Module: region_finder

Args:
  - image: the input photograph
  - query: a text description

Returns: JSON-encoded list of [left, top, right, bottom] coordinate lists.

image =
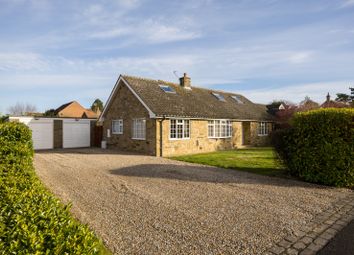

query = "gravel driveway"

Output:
[[34, 149, 352, 255]]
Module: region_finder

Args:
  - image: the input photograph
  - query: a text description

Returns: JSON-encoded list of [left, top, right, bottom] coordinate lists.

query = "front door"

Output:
[[242, 122, 251, 145]]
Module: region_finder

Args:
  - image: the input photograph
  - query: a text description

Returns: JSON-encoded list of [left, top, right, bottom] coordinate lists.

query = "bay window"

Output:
[[208, 120, 232, 138]]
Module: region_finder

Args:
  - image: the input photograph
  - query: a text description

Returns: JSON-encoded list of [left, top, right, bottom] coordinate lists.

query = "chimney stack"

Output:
[[179, 73, 191, 89], [326, 92, 330, 103]]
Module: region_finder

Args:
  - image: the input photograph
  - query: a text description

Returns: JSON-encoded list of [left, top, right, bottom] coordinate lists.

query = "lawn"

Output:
[[172, 147, 286, 177]]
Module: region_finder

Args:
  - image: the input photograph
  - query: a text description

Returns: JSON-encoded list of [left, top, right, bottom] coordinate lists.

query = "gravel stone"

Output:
[[285, 235, 298, 243], [293, 242, 306, 250], [314, 237, 328, 246], [279, 239, 292, 248], [287, 248, 299, 255], [270, 245, 285, 254], [299, 249, 316, 255], [307, 243, 323, 251], [300, 236, 313, 245], [34, 149, 353, 255]]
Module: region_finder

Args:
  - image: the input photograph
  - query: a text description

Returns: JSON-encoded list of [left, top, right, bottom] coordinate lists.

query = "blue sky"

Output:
[[1, 0, 354, 113]]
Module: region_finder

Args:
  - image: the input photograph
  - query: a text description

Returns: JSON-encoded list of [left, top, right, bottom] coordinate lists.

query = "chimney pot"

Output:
[[179, 73, 191, 89]]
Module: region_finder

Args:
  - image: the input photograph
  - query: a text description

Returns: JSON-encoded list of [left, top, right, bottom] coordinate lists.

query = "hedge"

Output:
[[0, 122, 109, 254], [272, 108, 354, 188]]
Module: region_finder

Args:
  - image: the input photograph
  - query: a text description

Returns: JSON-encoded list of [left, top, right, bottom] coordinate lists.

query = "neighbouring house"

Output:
[[320, 93, 349, 108], [99, 74, 274, 156], [54, 101, 100, 118]]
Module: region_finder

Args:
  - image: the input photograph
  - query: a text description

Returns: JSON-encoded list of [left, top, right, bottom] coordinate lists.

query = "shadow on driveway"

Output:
[[109, 163, 333, 189]]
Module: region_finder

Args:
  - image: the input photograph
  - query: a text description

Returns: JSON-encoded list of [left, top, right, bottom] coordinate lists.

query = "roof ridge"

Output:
[[122, 74, 243, 96]]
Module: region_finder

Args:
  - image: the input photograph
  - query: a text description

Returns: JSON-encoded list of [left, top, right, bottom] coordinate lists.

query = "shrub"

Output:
[[273, 108, 354, 187], [0, 123, 109, 254]]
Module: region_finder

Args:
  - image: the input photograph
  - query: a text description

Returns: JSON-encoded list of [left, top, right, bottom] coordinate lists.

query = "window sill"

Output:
[[169, 138, 190, 141], [257, 134, 269, 137], [112, 132, 123, 135], [132, 138, 146, 140], [208, 137, 232, 139]]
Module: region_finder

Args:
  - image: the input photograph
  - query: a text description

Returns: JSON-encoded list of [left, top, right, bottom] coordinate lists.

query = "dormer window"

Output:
[[231, 95, 244, 104], [212, 92, 225, 101], [159, 85, 176, 93]]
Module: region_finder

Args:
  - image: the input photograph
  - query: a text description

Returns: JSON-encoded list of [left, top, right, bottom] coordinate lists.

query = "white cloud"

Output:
[[288, 52, 313, 64], [0, 53, 48, 71], [142, 20, 201, 43], [340, 0, 354, 8], [89, 28, 131, 39], [238, 81, 352, 104]]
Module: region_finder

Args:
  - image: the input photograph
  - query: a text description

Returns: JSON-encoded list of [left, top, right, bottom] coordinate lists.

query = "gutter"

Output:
[[158, 115, 166, 157]]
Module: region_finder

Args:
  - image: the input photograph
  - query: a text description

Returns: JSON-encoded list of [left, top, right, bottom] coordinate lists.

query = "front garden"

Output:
[[173, 108, 354, 189]]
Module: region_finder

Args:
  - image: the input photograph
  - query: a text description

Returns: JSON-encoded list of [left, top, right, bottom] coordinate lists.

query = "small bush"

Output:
[[273, 108, 354, 187], [0, 123, 108, 254]]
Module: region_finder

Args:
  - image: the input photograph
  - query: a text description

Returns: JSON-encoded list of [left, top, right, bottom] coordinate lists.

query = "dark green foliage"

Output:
[[335, 87, 354, 104], [273, 108, 354, 187], [43, 108, 56, 117], [0, 114, 8, 123], [0, 122, 109, 254], [91, 99, 104, 112]]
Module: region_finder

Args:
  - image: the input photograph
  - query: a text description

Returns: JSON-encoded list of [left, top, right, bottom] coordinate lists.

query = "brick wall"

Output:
[[157, 119, 271, 157], [103, 81, 156, 155]]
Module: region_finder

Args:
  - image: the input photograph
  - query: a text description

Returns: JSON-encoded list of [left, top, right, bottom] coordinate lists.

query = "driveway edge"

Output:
[[266, 192, 354, 255]]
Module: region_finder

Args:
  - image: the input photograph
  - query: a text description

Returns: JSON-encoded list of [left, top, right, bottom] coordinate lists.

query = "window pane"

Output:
[[170, 119, 176, 138], [177, 124, 183, 138], [184, 120, 190, 138], [133, 119, 145, 139], [215, 121, 220, 137], [208, 123, 214, 137]]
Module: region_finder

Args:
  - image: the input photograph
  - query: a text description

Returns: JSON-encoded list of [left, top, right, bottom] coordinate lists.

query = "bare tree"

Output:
[[7, 102, 37, 116]]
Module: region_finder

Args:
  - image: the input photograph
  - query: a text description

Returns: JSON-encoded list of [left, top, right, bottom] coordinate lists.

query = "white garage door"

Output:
[[63, 119, 91, 148], [28, 119, 54, 150]]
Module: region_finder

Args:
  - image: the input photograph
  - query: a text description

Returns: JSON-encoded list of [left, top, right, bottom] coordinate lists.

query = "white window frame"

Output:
[[258, 122, 269, 136], [112, 119, 123, 134], [169, 119, 190, 140], [208, 120, 232, 138], [132, 118, 146, 140]]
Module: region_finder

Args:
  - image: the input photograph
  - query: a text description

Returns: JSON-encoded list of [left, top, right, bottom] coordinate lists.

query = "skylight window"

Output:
[[159, 85, 176, 93], [212, 92, 225, 101], [231, 95, 244, 104]]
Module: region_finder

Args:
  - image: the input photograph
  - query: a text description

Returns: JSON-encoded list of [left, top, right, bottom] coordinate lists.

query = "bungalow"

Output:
[[55, 101, 100, 118], [99, 74, 274, 156]]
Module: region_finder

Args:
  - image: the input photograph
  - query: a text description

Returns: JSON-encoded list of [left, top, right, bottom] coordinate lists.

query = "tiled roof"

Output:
[[82, 109, 99, 118], [54, 101, 74, 115], [321, 100, 348, 108], [121, 75, 273, 121]]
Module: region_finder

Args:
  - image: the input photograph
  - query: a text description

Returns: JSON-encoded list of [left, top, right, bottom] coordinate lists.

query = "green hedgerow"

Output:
[[0, 122, 109, 254], [272, 108, 354, 188]]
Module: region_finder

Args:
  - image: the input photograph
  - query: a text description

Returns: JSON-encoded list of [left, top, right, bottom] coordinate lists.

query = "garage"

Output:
[[63, 119, 91, 148], [9, 117, 96, 150], [28, 119, 54, 150]]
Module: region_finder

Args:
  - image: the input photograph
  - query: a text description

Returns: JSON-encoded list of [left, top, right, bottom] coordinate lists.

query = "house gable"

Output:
[[99, 76, 156, 122], [102, 79, 157, 155], [55, 101, 98, 119], [56, 101, 85, 118]]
